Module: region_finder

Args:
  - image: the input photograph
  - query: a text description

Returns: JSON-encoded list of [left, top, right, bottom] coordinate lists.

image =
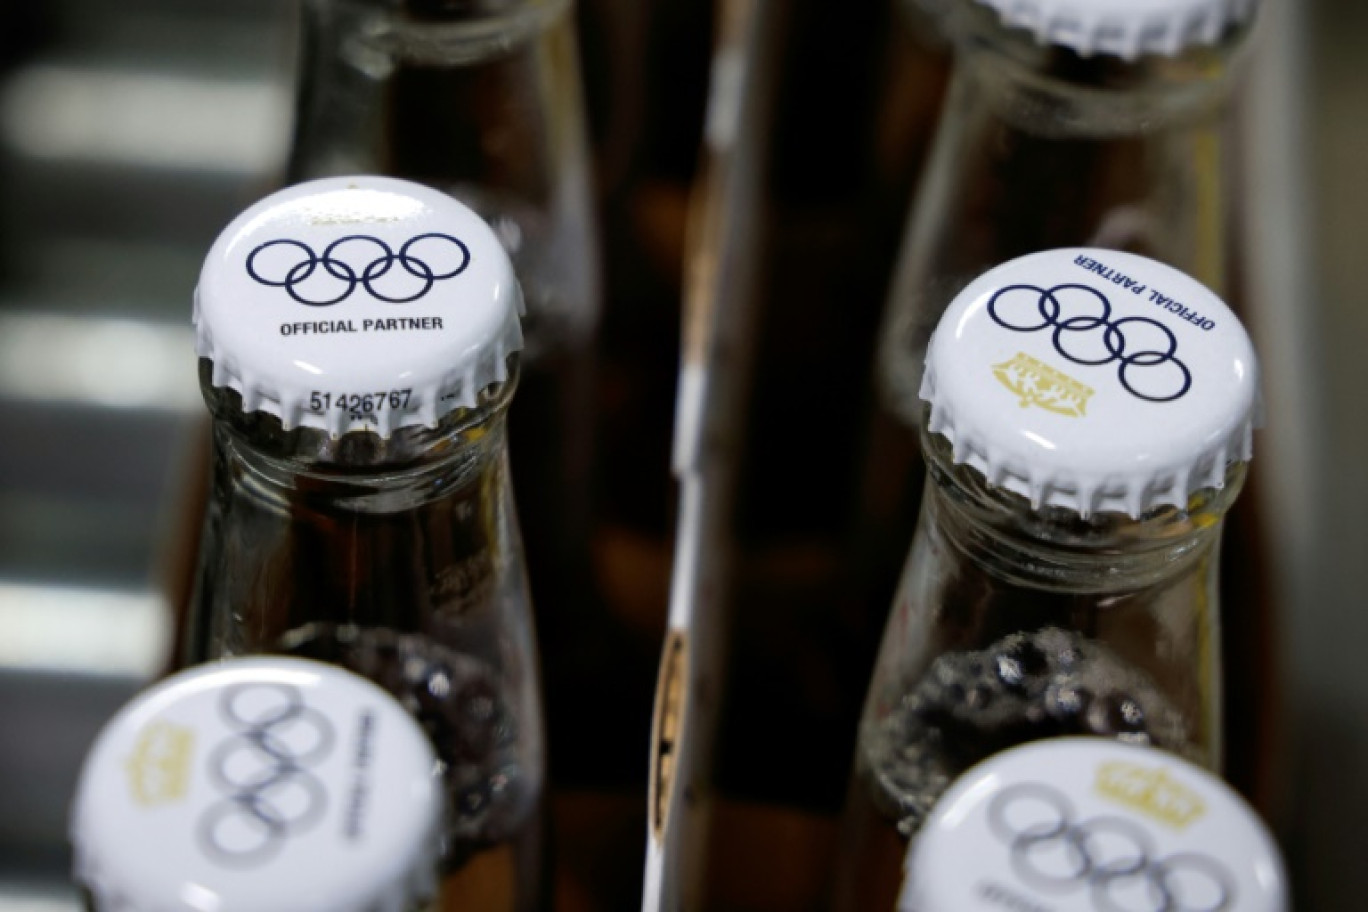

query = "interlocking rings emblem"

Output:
[[988, 783, 1234, 912], [197, 683, 335, 867], [246, 233, 471, 306], [987, 284, 1192, 403]]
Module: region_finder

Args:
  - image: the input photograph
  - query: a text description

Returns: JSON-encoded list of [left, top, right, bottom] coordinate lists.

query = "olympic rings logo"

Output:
[[246, 233, 471, 306], [987, 284, 1192, 403], [988, 783, 1234, 912], [197, 683, 335, 867]]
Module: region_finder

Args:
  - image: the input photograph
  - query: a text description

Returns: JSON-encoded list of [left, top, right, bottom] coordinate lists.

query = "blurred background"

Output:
[[0, 0, 1361, 909]]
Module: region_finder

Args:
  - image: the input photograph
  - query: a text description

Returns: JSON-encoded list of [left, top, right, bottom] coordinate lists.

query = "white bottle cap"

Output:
[[71, 657, 443, 912], [971, 0, 1257, 59], [899, 738, 1288, 912], [195, 175, 524, 437], [920, 248, 1257, 517]]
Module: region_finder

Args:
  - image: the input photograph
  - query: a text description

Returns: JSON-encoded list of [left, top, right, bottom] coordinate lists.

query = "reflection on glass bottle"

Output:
[[852, 0, 1266, 802], [187, 177, 545, 911], [286, 0, 608, 787], [834, 249, 1261, 910]]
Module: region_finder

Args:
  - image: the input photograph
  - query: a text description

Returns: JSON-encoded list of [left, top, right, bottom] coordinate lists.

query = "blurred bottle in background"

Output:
[[568, 0, 715, 792], [834, 248, 1262, 909], [286, 0, 621, 790], [851, 0, 1275, 806], [707, 0, 954, 818], [187, 177, 546, 910], [71, 656, 445, 912], [893, 739, 1288, 912]]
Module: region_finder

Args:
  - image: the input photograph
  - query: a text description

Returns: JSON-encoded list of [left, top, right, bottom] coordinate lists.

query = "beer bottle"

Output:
[[187, 176, 545, 909], [852, 0, 1261, 695], [286, 0, 609, 784], [708, 0, 956, 816], [895, 738, 1288, 911], [833, 248, 1260, 909], [71, 656, 444, 911]]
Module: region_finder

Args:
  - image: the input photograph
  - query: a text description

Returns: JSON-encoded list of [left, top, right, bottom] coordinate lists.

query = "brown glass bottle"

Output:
[[834, 246, 1261, 909], [708, 0, 954, 816], [837, 450, 1247, 909], [852, 0, 1268, 805], [187, 177, 547, 910], [285, 0, 624, 792], [196, 389, 548, 912]]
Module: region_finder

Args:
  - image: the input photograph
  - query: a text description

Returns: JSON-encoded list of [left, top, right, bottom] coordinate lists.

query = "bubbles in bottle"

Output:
[[862, 627, 1195, 836], [277, 623, 538, 864]]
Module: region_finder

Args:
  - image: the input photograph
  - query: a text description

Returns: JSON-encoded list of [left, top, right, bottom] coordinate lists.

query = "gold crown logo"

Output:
[[1095, 760, 1206, 830], [993, 352, 1094, 418], [125, 722, 195, 807]]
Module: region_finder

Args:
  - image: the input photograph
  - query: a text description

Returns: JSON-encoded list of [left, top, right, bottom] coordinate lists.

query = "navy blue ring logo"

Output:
[[246, 233, 471, 306], [987, 283, 1193, 403]]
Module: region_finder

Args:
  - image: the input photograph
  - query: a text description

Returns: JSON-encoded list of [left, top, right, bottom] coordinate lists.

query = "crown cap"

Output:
[[971, 0, 1257, 59], [71, 657, 442, 912], [195, 175, 524, 437], [919, 248, 1258, 517], [899, 738, 1288, 911]]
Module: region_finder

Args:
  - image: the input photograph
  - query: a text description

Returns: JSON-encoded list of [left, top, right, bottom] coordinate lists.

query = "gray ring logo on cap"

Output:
[[988, 782, 1234, 912], [197, 682, 336, 868]]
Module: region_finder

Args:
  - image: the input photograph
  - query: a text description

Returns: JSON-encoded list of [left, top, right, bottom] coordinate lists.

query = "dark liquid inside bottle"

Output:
[[282, 625, 546, 912], [839, 624, 1201, 912], [857, 128, 1155, 631], [190, 383, 548, 909], [288, 3, 642, 794], [855, 36, 1242, 622], [835, 769, 916, 912], [709, 0, 952, 816], [377, 18, 665, 794], [852, 37, 1280, 819], [836, 423, 1236, 910]]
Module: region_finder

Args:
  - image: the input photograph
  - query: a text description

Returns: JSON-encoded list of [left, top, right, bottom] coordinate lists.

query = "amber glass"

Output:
[[857, 0, 1252, 616], [833, 425, 1244, 910], [286, 0, 617, 791], [188, 360, 546, 911], [850, 0, 1266, 809]]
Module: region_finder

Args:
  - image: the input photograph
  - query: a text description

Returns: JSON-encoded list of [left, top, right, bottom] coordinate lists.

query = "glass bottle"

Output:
[[850, 0, 1261, 700], [286, 0, 608, 784], [71, 656, 444, 912], [186, 176, 545, 910], [894, 738, 1289, 912], [707, 0, 956, 817], [833, 248, 1261, 910]]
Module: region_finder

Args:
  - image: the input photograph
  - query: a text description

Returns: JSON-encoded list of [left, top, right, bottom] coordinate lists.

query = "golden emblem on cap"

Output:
[[125, 722, 195, 807], [1096, 760, 1206, 830], [993, 352, 1094, 417]]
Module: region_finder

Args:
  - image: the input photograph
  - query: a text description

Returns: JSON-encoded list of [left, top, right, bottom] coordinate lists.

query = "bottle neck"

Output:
[[948, 1, 1251, 138], [920, 426, 1243, 594], [288, 0, 598, 354], [190, 361, 524, 663], [290, 0, 573, 177], [200, 357, 516, 498]]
